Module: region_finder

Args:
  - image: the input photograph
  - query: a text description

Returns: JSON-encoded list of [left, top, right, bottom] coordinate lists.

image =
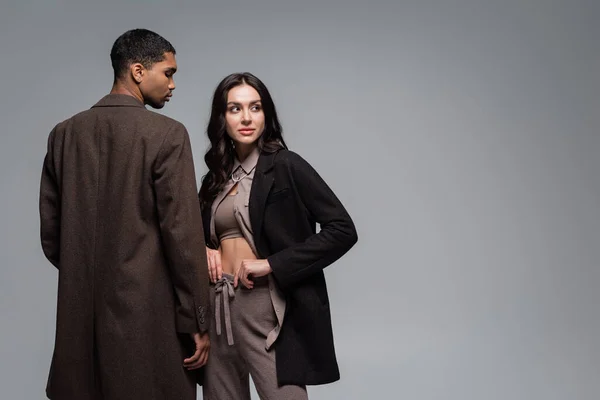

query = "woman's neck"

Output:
[[235, 143, 257, 162]]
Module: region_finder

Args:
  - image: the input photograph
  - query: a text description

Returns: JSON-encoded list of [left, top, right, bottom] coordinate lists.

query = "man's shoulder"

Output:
[[49, 107, 186, 147], [65, 105, 184, 130], [144, 109, 185, 129], [130, 108, 186, 134]]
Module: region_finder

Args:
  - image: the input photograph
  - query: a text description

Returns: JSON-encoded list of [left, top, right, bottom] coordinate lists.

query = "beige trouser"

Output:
[[202, 274, 308, 400]]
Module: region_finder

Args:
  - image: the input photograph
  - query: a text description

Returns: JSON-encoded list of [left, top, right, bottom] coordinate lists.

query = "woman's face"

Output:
[[225, 84, 265, 149]]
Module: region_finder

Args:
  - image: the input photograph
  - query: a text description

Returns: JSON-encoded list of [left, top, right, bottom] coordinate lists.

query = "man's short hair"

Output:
[[110, 29, 176, 79]]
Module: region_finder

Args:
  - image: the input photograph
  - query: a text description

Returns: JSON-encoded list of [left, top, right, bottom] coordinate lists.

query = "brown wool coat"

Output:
[[39, 94, 210, 400]]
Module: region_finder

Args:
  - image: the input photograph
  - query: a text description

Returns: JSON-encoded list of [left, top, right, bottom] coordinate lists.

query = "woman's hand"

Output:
[[234, 259, 272, 289], [206, 247, 222, 283]]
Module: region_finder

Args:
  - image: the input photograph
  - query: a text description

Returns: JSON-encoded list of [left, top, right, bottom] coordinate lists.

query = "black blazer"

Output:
[[201, 149, 358, 386]]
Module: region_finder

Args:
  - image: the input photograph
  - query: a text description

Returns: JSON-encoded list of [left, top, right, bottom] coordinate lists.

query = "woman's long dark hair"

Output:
[[198, 72, 287, 212]]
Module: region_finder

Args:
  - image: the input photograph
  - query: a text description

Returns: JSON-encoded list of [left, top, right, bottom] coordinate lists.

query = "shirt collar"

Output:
[[233, 146, 260, 174]]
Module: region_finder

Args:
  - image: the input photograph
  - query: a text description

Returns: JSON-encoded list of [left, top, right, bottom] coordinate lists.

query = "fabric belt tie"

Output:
[[215, 277, 235, 346]]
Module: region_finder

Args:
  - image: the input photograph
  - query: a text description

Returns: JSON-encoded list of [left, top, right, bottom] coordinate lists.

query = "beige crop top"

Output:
[[214, 192, 243, 242]]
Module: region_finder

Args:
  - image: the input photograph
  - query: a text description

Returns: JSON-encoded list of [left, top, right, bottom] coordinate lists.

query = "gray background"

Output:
[[1, 0, 598, 399]]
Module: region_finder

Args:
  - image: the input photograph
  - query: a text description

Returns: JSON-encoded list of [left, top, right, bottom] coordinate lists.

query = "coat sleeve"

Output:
[[153, 122, 210, 333], [267, 151, 358, 289], [40, 127, 61, 269]]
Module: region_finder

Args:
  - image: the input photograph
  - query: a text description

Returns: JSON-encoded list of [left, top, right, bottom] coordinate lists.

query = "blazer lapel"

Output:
[[249, 151, 277, 254]]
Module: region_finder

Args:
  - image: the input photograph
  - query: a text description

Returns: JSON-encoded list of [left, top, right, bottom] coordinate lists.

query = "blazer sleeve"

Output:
[[153, 122, 210, 333], [267, 151, 358, 289], [39, 127, 61, 269]]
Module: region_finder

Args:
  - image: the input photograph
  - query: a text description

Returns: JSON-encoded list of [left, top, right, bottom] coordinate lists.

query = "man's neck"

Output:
[[110, 80, 144, 104]]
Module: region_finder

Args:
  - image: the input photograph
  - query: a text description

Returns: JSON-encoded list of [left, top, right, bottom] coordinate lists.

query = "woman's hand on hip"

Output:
[[234, 259, 272, 289], [206, 247, 222, 283]]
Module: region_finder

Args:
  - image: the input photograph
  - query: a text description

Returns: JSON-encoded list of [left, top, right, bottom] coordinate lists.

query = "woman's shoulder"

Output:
[[272, 149, 310, 170]]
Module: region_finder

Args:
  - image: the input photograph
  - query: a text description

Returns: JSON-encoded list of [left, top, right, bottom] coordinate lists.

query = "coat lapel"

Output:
[[249, 150, 277, 255]]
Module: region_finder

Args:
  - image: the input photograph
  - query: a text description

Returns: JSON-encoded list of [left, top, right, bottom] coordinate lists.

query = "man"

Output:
[[39, 29, 210, 399]]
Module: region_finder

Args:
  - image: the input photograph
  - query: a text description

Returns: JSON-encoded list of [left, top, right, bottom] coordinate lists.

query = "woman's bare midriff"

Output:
[[218, 237, 257, 275]]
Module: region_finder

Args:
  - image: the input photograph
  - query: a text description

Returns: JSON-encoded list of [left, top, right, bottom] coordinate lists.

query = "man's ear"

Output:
[[130, 63, 145, 84]]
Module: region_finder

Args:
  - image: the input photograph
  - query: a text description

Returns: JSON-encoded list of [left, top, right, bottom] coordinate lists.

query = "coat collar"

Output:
[[91, 94, 145, 109], [255, 148, 279, 174]]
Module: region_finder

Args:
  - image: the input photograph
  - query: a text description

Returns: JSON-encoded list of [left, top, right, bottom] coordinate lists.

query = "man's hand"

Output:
[[183, 332, 210, 370], [234, 259, 272, 289]]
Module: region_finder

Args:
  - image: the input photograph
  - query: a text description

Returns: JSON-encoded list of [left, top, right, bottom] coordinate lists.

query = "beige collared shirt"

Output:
[[209, 147, 286, 350]]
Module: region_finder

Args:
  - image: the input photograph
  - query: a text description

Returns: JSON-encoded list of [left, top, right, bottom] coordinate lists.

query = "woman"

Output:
[[198, 72, 357, 399]]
